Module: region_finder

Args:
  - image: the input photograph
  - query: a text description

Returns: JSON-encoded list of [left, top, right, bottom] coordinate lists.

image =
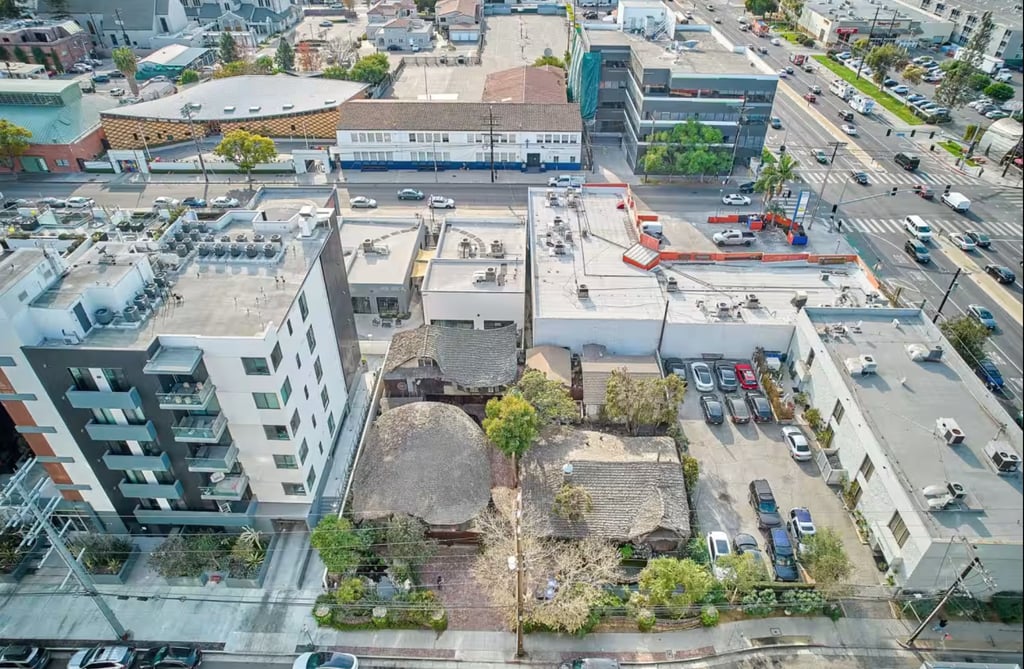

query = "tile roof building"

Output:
[[482, 66, 567, 104], [335, 101, 583, 171]]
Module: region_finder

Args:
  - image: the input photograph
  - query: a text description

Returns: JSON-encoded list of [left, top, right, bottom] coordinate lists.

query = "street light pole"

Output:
[[181, 104, 209, 183], [932, 267, 962, 323]]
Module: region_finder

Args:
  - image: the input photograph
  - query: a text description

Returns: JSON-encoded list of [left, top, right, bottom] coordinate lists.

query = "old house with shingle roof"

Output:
[[521, 429, 690, 552], [580, 343, 662, 419], [483, 66, 567, 104]]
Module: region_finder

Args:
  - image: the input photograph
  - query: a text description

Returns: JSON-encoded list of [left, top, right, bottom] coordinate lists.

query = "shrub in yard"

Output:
[[69, 535, 134, 575], [636, 609, 657, 632], [992, 591, 1023, 623], [335, 577, 367, 605], [700, 604, 720, 627], [781, 589, 825, 615], [742, 588, 777, 617]]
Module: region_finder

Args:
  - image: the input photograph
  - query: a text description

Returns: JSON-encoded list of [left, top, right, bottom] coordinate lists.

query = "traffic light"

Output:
[[944, 184, 951, 195], [929, 131, 935, 139], [911, 130, 916, 137], [831, 204, 838, 214], [890, 187, 898, 196], [886, 129, 892, 137]]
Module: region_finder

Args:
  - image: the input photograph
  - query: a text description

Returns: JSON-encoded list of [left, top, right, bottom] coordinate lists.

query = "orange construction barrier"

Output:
[[762, 253, 810, 262], [639, 233, 660, 250], [721, 252, 765, 261]]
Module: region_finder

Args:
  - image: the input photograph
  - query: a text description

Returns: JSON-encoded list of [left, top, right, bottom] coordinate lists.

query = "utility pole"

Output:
[[0, 460, 129, 640], [808, 141, 845, 229], [487, 106, 497, 184], [114, 8, 131, 49], [932, 267, 962, 323], [728, 96, 748, 177], [854, 6, 881, 81], [181, 104, 209, 184], [1002, 135, 1023, 177], [513, 487, 525, 658], [905, 556, 982, 646]]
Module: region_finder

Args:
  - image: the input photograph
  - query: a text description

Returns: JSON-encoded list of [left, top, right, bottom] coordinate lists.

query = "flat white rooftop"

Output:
[[435, 217, 526, 260], [423, 257, 526, 293], [529, 187, 875, 325], [806, 307, 1023, 541], [340, 218, 423, 286]]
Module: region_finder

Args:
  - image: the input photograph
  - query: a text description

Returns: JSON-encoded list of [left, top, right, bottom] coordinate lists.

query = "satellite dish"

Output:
[[543, 47, 553, 57]]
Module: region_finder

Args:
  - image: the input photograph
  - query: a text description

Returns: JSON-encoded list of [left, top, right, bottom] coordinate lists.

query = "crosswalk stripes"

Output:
[[844, 217, 1023, 236], [800, 170, 977, 187]]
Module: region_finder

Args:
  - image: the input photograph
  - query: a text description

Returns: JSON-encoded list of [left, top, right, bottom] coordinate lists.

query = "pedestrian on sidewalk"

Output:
[[436, 575, 444, 591], [931, 617, 948, 632], [943, 632, 952, 642]]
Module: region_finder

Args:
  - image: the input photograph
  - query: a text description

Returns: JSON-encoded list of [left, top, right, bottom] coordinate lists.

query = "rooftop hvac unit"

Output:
[[223, 106, 235, 112], [473, 270, 491, 283], [490, 240, 504, 257], [248, 106, 261, 112], [282, 103, 295, 110], [746, 293, 760, 308], [858, 354, 877, 374], [984, 442, 1021, 474], [362, 238, 374, 253], [946, 481, 967, 500], [577, 284, 590, 300], [553, 241, 566, 255], [485, 267, 497, 281], [937, 417, 966, 445], [666, 277, 679, 292], [716, 302, 731, 317], [791, 290, 808, 308]]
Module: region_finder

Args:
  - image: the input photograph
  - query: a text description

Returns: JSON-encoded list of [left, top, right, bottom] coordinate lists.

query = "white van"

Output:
[[940, 191, 971, 213], [904, 215, 933, 242], [548, 174, 585, 188]]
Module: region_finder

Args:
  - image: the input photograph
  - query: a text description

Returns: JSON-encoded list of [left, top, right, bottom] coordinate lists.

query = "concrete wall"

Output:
[[534, 316, 662, 355], [661, 322, 794, 360], [16, 127, 112, 174], [422, 283, 526, 330]]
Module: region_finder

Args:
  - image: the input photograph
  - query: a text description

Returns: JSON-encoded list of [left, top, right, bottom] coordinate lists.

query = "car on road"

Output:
[[39, 197, 67, 208], [714, 361, 739, 391], [964, 230, 991, 248], [809, 84, 822, 94], [744, 392, 773, 423], [69, 646, 136, 669], [319, 20, 334, 27], [107, 69, 125, 78], [734, 362, 758, 390], [986, 110, 1009, 119], [771, 37, 782, 45], [700, 394, 725, 425], [778, 69, 788, 78], [91, 73, 110, 83], [738, 181, 756, 194], [947, 232, 976, 251], [892, 84, 909, 94], [137, 645, 203, 669], [293, 652, 358, 669], [725, 395, 751, 424], [152, 196, 180, 208], [851, 171, 869, 185], [663, 357, 686, 378], [64, 196, 94, 208], [803, 93, 816, 103], [211, 196, 240, 208], [71, 63, 93, 73], [813, 149, 829, 164], [836, 52, 852, 61], [428, 194, 456, 209], [968, 304, 997, 330], [349, 196, 377, 209], [0, 644, 50, 669], [985, 264, 1016, 284], [904, 216, 932, 241], [706, 531, 732, 579], [748, 479, 783, 529], [722, 193, 751, 206], [397, 188, 425, 200], [912, 184, 934, 199], [781, 426, 812, 461], [785, 66, 794, 74], [3, 198, 33, 209], [904, 239, 930, 263], [976, 359, 1005, 391], [109, 87, 126, 96], [181, 197, 207, 208], [906, 93, 925, 103], [769, 116, 782, 129], [841, 124, 858, 136], [789, 507, 817, 548], [690, 362, 715, 392]]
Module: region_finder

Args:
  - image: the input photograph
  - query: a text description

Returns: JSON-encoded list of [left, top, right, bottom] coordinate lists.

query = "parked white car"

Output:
[[706, 531, 732, 579], [349, 196, 377, 209], [428, 194, 456, 209], [152, 197, 180, 208], [948, 232, 976, 251], [721, 193, 751, 206], [65, 196, 94, 208], [781, 426, 812, 462], [690, 362, 715, 392], [210, 196, 240, 208]]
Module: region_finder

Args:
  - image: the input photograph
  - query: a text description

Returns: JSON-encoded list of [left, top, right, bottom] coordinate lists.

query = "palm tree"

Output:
[[112, 47, 139, 96], [754, 151, 799, 210]]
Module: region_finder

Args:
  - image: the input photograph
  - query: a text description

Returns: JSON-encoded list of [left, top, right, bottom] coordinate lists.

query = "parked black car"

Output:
[[137, 645, 202, 669], [0, 645, 51, 669], [714, 361, 739, 392], [738, 181, 756, 194], [699, 394, 724, 425], [744, 392, 773, 423], [748, 479, 782, 529], [725, 395, 750, 424], [663, 357, 686, 379]]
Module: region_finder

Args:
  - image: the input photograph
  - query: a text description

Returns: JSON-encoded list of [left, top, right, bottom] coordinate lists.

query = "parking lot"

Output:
[[389, 14, 568, 101], [676, 357, 880, 587]]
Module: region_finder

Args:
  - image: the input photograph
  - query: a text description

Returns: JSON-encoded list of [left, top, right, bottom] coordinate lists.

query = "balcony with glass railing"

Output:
[[185, 443, 239, 472], [171, 414, 228, 443], [156, 382, 216, 410], [200, 473, 250, 501]]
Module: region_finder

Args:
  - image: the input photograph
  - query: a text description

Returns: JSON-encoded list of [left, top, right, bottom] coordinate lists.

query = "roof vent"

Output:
[[283, 103, 295, 110], [984, 442, 1021, 474], [223, 105, 235, 113], [189, 102, 202, 110], [791, 290, 808, 309], [666, 277, 679, 292], [324, 99, 338, 105], [746, 293, 760, 308], [937, 417, 966, 445], [248, 105, 261, 112], [577, 284, 590, 300], [906, 343, 944, 362], [562, 463, 574, 480]]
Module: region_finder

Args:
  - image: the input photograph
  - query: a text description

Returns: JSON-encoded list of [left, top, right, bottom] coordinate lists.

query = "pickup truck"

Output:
[[713, 229, 756, 247]]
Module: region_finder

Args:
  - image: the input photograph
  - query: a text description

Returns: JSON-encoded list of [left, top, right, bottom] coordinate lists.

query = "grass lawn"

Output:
[[813, 56, 924, 126], [938, 140, 979, 166], [781, 31, 802, 44]]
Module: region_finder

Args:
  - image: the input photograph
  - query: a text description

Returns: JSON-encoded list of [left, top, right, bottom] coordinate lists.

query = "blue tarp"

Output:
[[568, 29, 600, 120]]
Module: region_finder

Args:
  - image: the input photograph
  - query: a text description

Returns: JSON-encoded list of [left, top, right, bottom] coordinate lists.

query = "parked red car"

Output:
[[734, 362, 759, 390]]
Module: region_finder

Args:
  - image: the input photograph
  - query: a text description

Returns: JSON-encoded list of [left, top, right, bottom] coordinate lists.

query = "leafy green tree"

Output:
[[533, 54, 566, 69], [348, 53, 390, 85], [603, 369, 685, 435], [310, 516, 368, 576], [253, 55, 275, 73], [744, 0, 778, 16], [553, 484, 593, 521], [219, 32, 239, 63], [801, 527, 852, 597], [0, 0, 28, 19], [275, 40, 295, 71], [935, 11, 995, 110], [902, 64, 926, 85], [516, 368, 577, 425], [112, 47, 139, 96], [864, 44, 908, 85], [213, 60, 253, 78], [681, 454, 699, 490], [483, 392, 539, 484], [178, 68, 199, 84], [212, 129, 277, 181], [637, 557, 715, 616], [716, 553, 767, 601], [641, 119, 733, 180], [0, 119, 32, 174], [968, 72, 993, 91], [983, 82, 1015, 102], [321, 65, 349, 80], [939, 315, 991, 367], [374, 514, 436, 581]]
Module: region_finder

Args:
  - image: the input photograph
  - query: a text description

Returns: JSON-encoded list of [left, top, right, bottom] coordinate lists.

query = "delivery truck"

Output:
[[940, 191, 971, 213], [955, 50, 1004, 75], [849, 94, 875, 114]]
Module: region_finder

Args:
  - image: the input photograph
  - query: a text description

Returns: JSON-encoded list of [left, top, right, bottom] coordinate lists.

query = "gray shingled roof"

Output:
[[351, 402, 492, 526], [337, 101, 582, 133], [521, 430, 690, 543], [384, 324, 518, 388], [38, 0, 157, 29], [581, 357, 662, 406]]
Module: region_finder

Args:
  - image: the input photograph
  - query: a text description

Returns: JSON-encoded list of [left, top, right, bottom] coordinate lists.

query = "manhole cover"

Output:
[[770, 627, 781, 636]]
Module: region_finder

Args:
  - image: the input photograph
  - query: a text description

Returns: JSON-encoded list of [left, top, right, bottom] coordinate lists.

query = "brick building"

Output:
[[99, 75, 368, 150], [0, 19, 92, 71]]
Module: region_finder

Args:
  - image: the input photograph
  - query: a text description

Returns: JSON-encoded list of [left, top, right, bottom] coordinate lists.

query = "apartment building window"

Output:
[[69, 367, 97, 391], [304, 385, 310, 400], [295, 353, 302, 369], [290, 409, 301, 434], [318, 441, 324, 455], [320, 386, 330, 410], [313, 357, 323, 383], [282, 483, 306, 496], [831, 400, 845, 425], [286, 319, 293, 336], [312, 414, 318, 429], [306, 325, 317, 354], [271, 343, 283, 371], [281, 377, 292, 405], [846, 478, 863, 507], [859, 455, 875, 482], [298, 292, 309, 321], [299, 439, 309, 464], [888, 511, 910, 548], [306, 468, 317, 492], [264, 424, 289, 440], [273, 454, 298, 469], [327, 412, 336, 434], [253, 392, 280, 410], [242, 357, 270, 375]]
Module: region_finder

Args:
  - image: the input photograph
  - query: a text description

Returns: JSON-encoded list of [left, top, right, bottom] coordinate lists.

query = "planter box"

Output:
[[90, 546, 140, 585], [223, 533, 279, 589], [0, 551, 35, 583], [163, 575, 207, 587]]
